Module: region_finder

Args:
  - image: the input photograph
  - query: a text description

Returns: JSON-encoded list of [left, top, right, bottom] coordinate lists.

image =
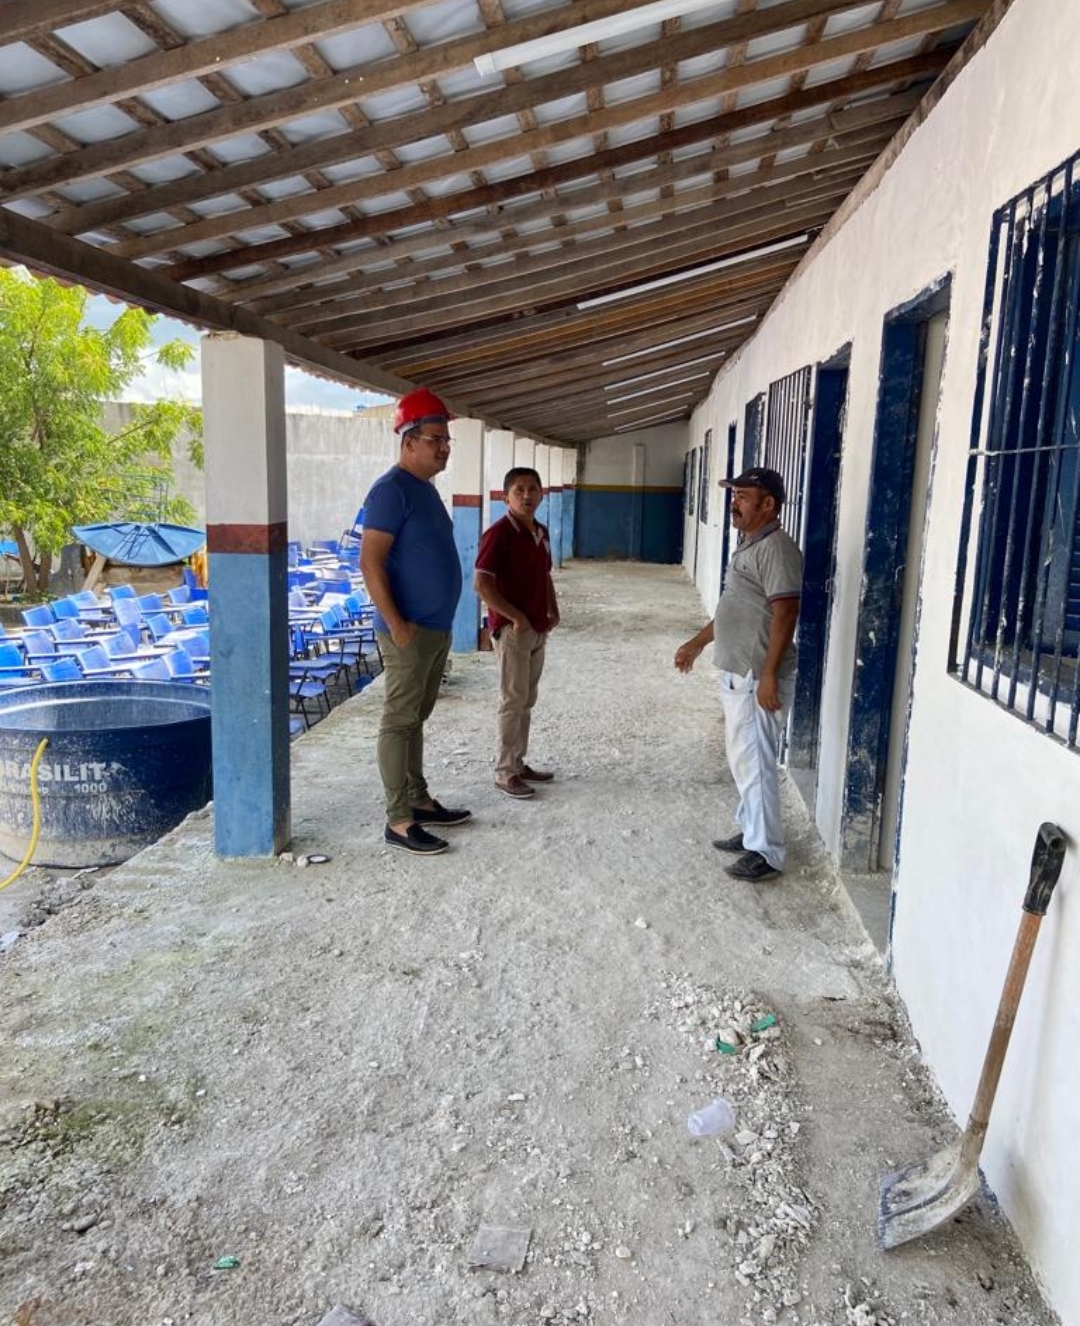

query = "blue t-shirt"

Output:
[[362, 466, 462, 632]]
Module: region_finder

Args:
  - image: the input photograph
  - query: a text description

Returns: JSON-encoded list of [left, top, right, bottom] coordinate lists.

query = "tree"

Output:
[[0, 269, 203, 595]]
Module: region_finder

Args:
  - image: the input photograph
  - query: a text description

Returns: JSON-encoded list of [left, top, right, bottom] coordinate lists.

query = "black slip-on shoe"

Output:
[[724, 850, 781, 882], [411, 800, 473, 827], [384, 823, 449, 855], [520, 765, 555, 782], [711, 832, 745, 853]]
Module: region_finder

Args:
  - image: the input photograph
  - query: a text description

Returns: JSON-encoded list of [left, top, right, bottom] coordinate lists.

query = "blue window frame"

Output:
[[952, 149, 1080, 749]]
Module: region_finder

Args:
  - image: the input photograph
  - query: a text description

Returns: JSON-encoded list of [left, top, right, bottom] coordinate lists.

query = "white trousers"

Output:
[[718, 669, 793, 870]]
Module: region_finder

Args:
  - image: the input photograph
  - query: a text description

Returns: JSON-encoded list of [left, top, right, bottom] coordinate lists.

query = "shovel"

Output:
[[878, 820, 1067, 1249]]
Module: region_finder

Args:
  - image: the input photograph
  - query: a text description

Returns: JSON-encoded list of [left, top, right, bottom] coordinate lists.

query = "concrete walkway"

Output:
[[0, 563, 1057, 1326]]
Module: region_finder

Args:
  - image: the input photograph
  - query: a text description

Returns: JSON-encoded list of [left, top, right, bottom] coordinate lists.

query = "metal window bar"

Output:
[[1022, 162, 1076, 715], [956, 148, 1080, 751], [700, 430, 712, 524], [688, 448, 698, 517], [764, 366, 813, 539]]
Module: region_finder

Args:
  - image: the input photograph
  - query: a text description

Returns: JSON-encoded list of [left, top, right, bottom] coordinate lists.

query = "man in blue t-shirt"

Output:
[[360, 388, 469, 856]]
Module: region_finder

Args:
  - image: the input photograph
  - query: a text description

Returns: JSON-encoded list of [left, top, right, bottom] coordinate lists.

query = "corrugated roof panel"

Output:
[[478, 154, 539, 184], [224, 50, 312, 97], [313, 23, 402, 71], [278, 109, 352, 142], [404, 0, 486, 45], [357, 84, 435, 122], [542, 136, 601, 165], [52, 103, 141, 144], [54, 12, 159, 65], [670, 142, 719, 164], [745, 22, 808, 60], [394, 136, 460, 164], [600, 70, 662, 107], [604, 117, 662, 150], [127, 158, 204, 185], [4, 198, 56, 220], [136, 80, 223, 122], [120, 212, 186, 236], [867, 35, 932, 66], [460, 113, 529, 146], [150, 0, 265, 41], [294, 205, 347, 229], [0, 45, 68, 97], [207, 134, 274, 164], [256, 176, 317, 201], [734, 74, 798, 107], [531, 91, 591, 124], [802, 55, 860, 87], [672, 97, 725, 127], [513, 51, 580, 81], [0, 132, 58, 169], [677, 50, 734, 81], [433, 67, 487, 98], [234, 223, 297, 243], [321, 156, 387, 184], [360, 191, 424, 215], [823, 3, 883, 37], [186, 194, 254, 219], [423, 171, 484, 197], [55, 177, 127, 205]]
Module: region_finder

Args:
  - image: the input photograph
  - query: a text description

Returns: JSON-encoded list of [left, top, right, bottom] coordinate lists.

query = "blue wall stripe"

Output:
[[549, 489, 564, 567], [451, 503, 481, 652], [575, 488, 682, 562], [562, 489, 576, 559], [208, 549, 291, 857]]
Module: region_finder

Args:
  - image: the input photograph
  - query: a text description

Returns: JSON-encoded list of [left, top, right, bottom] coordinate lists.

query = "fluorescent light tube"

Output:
[[614, 409, 688, 431], [577, 234, 809, 310], [474, 0, 725, 77], [603, 348, 727, 389], [603, 317, 755, 366], [606, 371, 711, 403]]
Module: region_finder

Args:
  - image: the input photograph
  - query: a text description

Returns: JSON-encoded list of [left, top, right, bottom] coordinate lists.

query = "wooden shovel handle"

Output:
[[961, 822, 1067, 1167]]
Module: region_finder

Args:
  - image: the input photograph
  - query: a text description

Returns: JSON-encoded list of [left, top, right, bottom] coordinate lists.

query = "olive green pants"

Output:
[[376, 626, 451, 824]]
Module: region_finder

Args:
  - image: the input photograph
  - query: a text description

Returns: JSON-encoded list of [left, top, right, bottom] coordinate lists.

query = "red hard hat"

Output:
[[393, 387, 454, 434]]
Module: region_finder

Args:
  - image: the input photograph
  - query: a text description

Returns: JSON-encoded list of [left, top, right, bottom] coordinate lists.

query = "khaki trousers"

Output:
[[376, 626, 451, 823], [493, 625, 547, 779]]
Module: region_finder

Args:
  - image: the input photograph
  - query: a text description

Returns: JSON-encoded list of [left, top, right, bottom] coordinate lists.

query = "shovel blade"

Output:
[[877, 1139, 982, 1249]]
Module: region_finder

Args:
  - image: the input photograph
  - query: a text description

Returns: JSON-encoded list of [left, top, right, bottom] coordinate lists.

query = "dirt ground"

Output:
[[0, 562, 1060, 1326]]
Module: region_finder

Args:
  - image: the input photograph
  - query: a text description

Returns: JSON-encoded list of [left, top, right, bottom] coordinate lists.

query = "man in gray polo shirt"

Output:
[[674, 467, 802, 882]]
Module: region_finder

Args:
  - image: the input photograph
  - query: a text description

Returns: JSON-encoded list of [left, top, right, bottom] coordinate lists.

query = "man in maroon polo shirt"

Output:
[[474, 467, 560, 799]]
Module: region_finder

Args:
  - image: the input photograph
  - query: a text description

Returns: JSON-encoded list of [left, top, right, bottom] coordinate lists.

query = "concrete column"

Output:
[[534, 443, 551, 528], [202, 332, 290, 858], [450, 418, 484, 653], [486, 428, 515, 525], [548, 447, 565, 568], [513, 436, 535, 473], [562, 447, 578, 560]]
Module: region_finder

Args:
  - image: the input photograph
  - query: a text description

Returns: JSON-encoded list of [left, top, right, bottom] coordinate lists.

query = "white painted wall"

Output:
[[682, 2, 1080, 1316], [579, 422, 686, 488]]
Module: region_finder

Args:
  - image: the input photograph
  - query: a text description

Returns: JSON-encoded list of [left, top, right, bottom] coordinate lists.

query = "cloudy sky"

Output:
[[84, 292, 394, 413]]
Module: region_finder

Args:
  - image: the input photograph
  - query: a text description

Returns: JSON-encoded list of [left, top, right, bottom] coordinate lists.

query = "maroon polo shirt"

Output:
[[475, 512, 554, 635]]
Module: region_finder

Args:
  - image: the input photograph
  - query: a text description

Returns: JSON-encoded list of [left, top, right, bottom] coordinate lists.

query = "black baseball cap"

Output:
[[718, 466, 786, 505]]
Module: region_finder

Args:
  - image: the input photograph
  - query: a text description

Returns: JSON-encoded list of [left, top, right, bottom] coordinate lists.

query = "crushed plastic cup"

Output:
[[686, 1097, 736, 1138]]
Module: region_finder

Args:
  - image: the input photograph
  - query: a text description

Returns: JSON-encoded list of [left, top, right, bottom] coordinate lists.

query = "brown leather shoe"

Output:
[[496, 774, 535, 799], [520, 764, 554, 782]]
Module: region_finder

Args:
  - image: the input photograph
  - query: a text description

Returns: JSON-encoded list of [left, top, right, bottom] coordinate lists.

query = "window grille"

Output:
[[699, 429, 712, 523], [687, 447, 698, 517], [952, 151, 1080, 750], [764, 366, 813, 542]]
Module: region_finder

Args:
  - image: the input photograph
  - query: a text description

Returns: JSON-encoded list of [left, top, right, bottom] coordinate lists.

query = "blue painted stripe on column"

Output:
[[549, 489, 564, 567], [208, 549, 291, 856], [562, 488, 576, 560], [451, 502, 482, 653]]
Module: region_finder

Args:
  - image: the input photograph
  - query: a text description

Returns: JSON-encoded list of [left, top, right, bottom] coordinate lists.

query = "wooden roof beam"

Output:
[[155, 55, 949, 281], [19, 0, 908, 214]]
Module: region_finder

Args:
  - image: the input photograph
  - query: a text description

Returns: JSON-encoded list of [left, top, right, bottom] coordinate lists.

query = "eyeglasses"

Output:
[[414, 431, 452, 445]]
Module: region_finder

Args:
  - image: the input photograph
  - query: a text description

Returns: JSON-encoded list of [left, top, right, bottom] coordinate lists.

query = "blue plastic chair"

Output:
[[128, 656, 171, 682], [51, 597, 80, 621], [179, 603, 209, 627], [41, 657, 83, 682], [20, 603, 55, 628], [165, 584, 192, 606], [109, 584, 137, 601], [0, 641, 39, 687]]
